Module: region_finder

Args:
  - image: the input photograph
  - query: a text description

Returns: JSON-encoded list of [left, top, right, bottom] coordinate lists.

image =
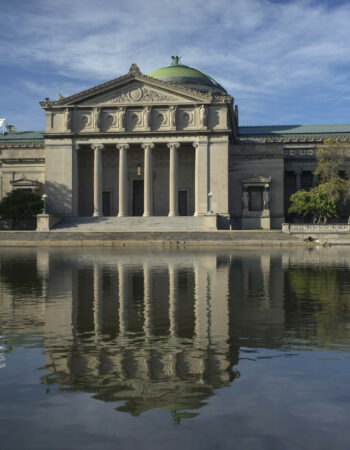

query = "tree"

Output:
[[314, 138, 347, 183], [288, 184, 341, 224], [289, 138, 350, 223], [0, 190, 43, 229]]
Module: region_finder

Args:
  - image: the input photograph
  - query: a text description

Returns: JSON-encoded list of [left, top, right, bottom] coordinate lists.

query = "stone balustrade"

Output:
[[282, 223, 350, 234]]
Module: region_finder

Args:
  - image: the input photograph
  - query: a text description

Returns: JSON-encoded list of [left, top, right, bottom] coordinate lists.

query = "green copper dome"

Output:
[[148, 57, 226, 94]]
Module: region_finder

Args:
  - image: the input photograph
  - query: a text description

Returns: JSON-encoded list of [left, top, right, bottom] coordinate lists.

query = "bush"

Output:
[[0, 190, 43, 229]]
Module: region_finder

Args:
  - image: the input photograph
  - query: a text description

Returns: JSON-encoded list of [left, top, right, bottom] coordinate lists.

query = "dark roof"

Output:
[[238, 124, 350, 138], [0, 131, 44, 143]]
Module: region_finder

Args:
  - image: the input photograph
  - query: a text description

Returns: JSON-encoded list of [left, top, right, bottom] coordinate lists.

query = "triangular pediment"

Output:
[[41, 68, 213, 108], [78, 81, 196, 106]]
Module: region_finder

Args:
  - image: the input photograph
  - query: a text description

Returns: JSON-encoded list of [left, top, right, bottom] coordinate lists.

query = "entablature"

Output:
[[44, 103, 230, 135]]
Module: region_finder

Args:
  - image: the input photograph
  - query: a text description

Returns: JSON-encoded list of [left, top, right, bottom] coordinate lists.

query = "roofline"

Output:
[[39, 64, 233, 108]]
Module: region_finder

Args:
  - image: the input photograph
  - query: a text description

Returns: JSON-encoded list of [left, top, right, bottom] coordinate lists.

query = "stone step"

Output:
[[52, 215, 218, 231]]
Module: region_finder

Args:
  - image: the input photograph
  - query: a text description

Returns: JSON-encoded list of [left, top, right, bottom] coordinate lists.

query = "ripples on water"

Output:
[[0, 246, 350, 450]]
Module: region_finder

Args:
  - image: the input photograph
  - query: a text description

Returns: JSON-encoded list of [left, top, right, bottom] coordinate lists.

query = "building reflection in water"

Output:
[[43, 248, 240, 418], [1, 247, 350, 419]]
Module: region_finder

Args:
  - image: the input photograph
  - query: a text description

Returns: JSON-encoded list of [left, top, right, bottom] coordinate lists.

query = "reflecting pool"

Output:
[[1, 246, 350, 449]]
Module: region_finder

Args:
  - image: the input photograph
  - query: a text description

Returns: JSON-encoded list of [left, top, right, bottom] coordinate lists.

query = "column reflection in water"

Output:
[[34, 250, 238, 417]]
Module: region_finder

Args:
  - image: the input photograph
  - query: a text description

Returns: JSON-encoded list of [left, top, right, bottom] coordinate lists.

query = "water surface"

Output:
[[0, 246, 350, 449]]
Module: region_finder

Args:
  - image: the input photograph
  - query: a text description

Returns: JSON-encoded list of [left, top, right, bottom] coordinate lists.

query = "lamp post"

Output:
[[42, 193, 48, 214], [208, 192, 213, 214]]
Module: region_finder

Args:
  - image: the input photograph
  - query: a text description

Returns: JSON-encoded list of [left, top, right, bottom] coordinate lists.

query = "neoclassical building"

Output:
[[1, 58, 350, 229]]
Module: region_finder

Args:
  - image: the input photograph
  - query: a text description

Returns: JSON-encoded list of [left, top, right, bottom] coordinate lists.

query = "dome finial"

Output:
[[171, 56, 181, 66]]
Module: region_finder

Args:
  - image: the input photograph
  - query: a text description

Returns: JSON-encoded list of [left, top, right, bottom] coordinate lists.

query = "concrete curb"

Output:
[[0, 230, 316, 246]]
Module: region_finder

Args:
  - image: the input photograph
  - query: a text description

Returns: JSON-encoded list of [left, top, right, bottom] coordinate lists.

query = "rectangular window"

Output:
[[249, 187, 263, 211]]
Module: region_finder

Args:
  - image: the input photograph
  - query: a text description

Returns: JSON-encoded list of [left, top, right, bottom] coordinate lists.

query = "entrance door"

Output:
[[102, 191, 111, 216], [133, 180, 144, 216], [178, 190, 188, 216]]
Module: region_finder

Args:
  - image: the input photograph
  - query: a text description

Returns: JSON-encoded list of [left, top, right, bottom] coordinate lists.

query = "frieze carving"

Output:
[[284, 148, 316, 158], [143, 106, 151, 130], [117, 107, 126, 130], [199, 105, 208, 128], [105, 113, 117, 127], [110, 86, 178, 104], [92, 108, 101, 130], [64, 108, 71, 131], [169, 105, 177, 128], [240, 136, 350, 144], [80, 114, 92, 128], [80, 84, 183, 106], [0, 143, 44, 149]]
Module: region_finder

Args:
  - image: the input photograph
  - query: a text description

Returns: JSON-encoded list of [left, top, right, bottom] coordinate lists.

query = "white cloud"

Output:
[[1, 0, 350, 127]]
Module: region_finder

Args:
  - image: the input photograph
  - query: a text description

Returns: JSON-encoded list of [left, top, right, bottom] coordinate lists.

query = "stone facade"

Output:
[[1, 62, 350, 230]]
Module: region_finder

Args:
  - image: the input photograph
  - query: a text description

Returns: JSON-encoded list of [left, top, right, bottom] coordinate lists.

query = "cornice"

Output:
[[0, 142, 44, 149], [43, 129, 231, 140], [1, 158, 45, 164], [238, 135, 350, 144]]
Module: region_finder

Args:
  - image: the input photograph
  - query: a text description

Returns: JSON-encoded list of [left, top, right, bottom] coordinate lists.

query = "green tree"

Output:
[[314, 138, 347, 183], [289, 138, 350, 223], [289, 184, 341, 224], [0, 190, 43, 229]]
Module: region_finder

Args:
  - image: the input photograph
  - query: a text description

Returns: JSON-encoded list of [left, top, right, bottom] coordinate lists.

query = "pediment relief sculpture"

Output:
[[79, 83, 191, 106]]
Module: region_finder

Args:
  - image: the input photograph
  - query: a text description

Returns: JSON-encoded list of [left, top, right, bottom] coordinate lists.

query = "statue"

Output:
[[64, 108, 71, 131], [143, 106, 151, 129], [93, 108, 101, 130], [242, 191, 249, 210], [169, 106, 177, 128], [263, 189, 269, 210], [117, 107, 126, 130], [199, 105, 208, 127]]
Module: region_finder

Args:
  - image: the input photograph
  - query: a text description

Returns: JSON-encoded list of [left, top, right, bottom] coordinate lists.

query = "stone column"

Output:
[[93, 263, 102, 336], [72, 144, 79, 215], [194, 264, 209, 347], [295, 171, 302, 191], [92, 144, 103, 217], [167, 142, 180, 216], [193, 140, 208, 216], [117, 144, 129, 216], [118, 264, 127, 335], [168, 264, 177, 337], [143, 263, 152, 337], [142, 143, 154, 216]]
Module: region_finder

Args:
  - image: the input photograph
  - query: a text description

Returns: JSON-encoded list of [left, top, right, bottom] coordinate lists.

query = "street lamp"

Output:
[[42, 193, 48, 214], [208, 192, 213, 214]]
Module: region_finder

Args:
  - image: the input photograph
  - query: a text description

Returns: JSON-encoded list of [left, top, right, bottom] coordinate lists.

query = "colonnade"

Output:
[[90, 141, 202, 217]]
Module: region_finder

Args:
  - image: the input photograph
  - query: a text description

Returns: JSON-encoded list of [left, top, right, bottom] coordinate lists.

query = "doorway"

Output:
[[178, 190, 188, 216], [102, 191, 111, 216], [133, 180, 144, 216]]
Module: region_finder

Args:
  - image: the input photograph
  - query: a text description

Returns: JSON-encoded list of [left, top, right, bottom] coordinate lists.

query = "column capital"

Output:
[[193, 139, 208, 149], [116, 143, 129, 150], [141, 142, 154, 150], [91, 143, 104, 151], [167, 142, 180, 150]]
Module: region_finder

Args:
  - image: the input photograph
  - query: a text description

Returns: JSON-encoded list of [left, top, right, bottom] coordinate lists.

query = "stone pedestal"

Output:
[[36, 214, 61, 231]]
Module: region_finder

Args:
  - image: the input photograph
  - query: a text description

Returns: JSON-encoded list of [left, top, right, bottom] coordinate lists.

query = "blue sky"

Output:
[[0, 0, 349, 130]]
